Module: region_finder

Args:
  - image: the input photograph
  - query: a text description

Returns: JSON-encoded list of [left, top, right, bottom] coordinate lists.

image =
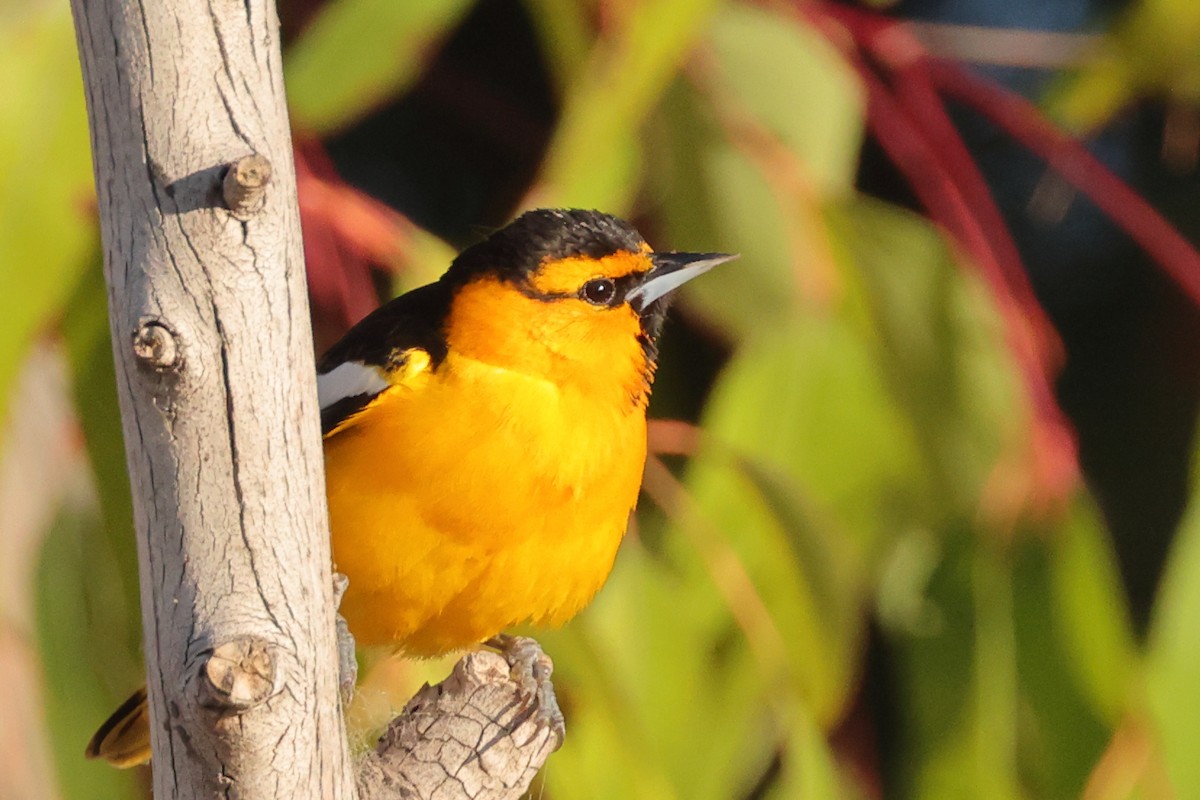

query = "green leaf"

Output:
[[1145, 437, 1200, 795], [60, 255, 142, 663], [646, 5, 867, 338], [649, 98, 799, 334], [1048, 0, 1200, 129], [707, 5, 864, 195], [519, 0, 592, 91], [679, 316, 923, 726], [285, 0, 474, 135], [541, 543, 775, 800], [1012, 533, 1113, 798], [1048, 497, 1137, 722], [0, 4, 94, 433], [967, 550, 1024, 800], [37, 503, 142, 800], [889, 535, 1026, 800], [888, 531, 975, 799], [767, 697, 849, 799], [533, 0, 723, 209], [830, 196, 1022, 518]]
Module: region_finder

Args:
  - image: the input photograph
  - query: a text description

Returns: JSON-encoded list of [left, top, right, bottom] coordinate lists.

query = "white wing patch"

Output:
[[317, 361, 389, 410]]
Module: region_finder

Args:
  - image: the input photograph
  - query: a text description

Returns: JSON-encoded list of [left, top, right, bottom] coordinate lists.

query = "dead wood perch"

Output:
[[70, 0, 564, 791], [358, 649, 564, 800]]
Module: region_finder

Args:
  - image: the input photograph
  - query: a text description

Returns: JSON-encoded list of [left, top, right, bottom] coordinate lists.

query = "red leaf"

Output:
[[294, 138, 417, 351]]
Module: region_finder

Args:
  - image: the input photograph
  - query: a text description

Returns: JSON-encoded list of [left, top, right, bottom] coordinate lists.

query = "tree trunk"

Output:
[[69, 1, 354, 797], [70, 2, 565, 797]]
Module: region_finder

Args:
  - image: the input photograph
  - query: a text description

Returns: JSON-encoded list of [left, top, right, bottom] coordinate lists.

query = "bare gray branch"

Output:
[[68, 0, 352, 796]]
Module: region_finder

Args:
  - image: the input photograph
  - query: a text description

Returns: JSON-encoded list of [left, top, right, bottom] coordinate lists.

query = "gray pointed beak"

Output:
[[626, 252, 738, 313]]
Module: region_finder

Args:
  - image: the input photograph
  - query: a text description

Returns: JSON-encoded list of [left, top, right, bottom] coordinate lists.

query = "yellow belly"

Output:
[[323, 350, 646, 655]]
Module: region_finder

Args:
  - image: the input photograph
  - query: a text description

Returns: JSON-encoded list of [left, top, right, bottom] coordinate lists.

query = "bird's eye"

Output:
[[581, 278, 617, 306]]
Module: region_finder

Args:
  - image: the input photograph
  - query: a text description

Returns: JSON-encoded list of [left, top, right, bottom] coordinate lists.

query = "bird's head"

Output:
[[443, 209, 735, 407]]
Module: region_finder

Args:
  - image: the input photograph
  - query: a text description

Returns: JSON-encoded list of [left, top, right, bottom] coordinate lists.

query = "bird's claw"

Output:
[[485, 634, 565, 750]]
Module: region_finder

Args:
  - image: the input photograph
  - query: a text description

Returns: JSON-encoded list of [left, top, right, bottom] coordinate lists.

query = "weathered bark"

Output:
[[69, 1, 353, 797], [359, 651, 563, 800], [70, 1, 564, 797]]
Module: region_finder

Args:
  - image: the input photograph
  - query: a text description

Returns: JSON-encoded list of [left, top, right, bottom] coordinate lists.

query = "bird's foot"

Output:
[[332, 572, 357, 707], [484, 634, 565, 751]]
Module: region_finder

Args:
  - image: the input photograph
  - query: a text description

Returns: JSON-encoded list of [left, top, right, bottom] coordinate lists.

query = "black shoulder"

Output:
[[317, 281, 452, 435], [317, 281, 452, 373]]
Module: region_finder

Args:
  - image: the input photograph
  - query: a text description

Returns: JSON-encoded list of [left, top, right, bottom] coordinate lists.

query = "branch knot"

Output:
[[201, 637, 277, 711], [132, 320, 180, 371], [222, 153, 272, 219]]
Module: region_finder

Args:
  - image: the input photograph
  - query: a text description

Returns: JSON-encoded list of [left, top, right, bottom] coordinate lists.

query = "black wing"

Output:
[[317, 281, 453, 435]]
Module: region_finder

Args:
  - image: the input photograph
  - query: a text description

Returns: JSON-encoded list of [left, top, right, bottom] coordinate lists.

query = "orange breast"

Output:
[[323, 348, 647, 655]]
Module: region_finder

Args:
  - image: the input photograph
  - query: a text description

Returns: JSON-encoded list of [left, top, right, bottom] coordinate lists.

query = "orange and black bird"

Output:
[[87, 208, 734, 766]]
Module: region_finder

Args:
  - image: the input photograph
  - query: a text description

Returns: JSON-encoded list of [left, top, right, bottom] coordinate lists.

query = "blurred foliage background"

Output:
[[3, 0, 1200, 797]]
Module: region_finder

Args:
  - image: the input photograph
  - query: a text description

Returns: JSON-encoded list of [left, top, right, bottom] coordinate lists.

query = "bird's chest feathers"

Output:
[[434, 280, 654, 497], [330, 345, 650, 544], [439, 351, 647, 497]]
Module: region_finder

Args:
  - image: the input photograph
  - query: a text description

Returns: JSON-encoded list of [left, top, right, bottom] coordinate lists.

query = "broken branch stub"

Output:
[[358, 650, 563, 800]]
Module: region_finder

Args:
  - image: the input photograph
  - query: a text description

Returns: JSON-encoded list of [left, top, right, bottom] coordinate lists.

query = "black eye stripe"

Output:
[[610, 273, 643, 305], [516, 272, 646, 305]]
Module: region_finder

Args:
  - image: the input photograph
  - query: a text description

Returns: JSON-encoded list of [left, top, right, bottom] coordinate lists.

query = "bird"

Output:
[[85, 207, 734, 767]]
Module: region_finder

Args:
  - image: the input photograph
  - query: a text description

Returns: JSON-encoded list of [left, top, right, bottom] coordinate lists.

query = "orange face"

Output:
[[443, 250, 659, 410]]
